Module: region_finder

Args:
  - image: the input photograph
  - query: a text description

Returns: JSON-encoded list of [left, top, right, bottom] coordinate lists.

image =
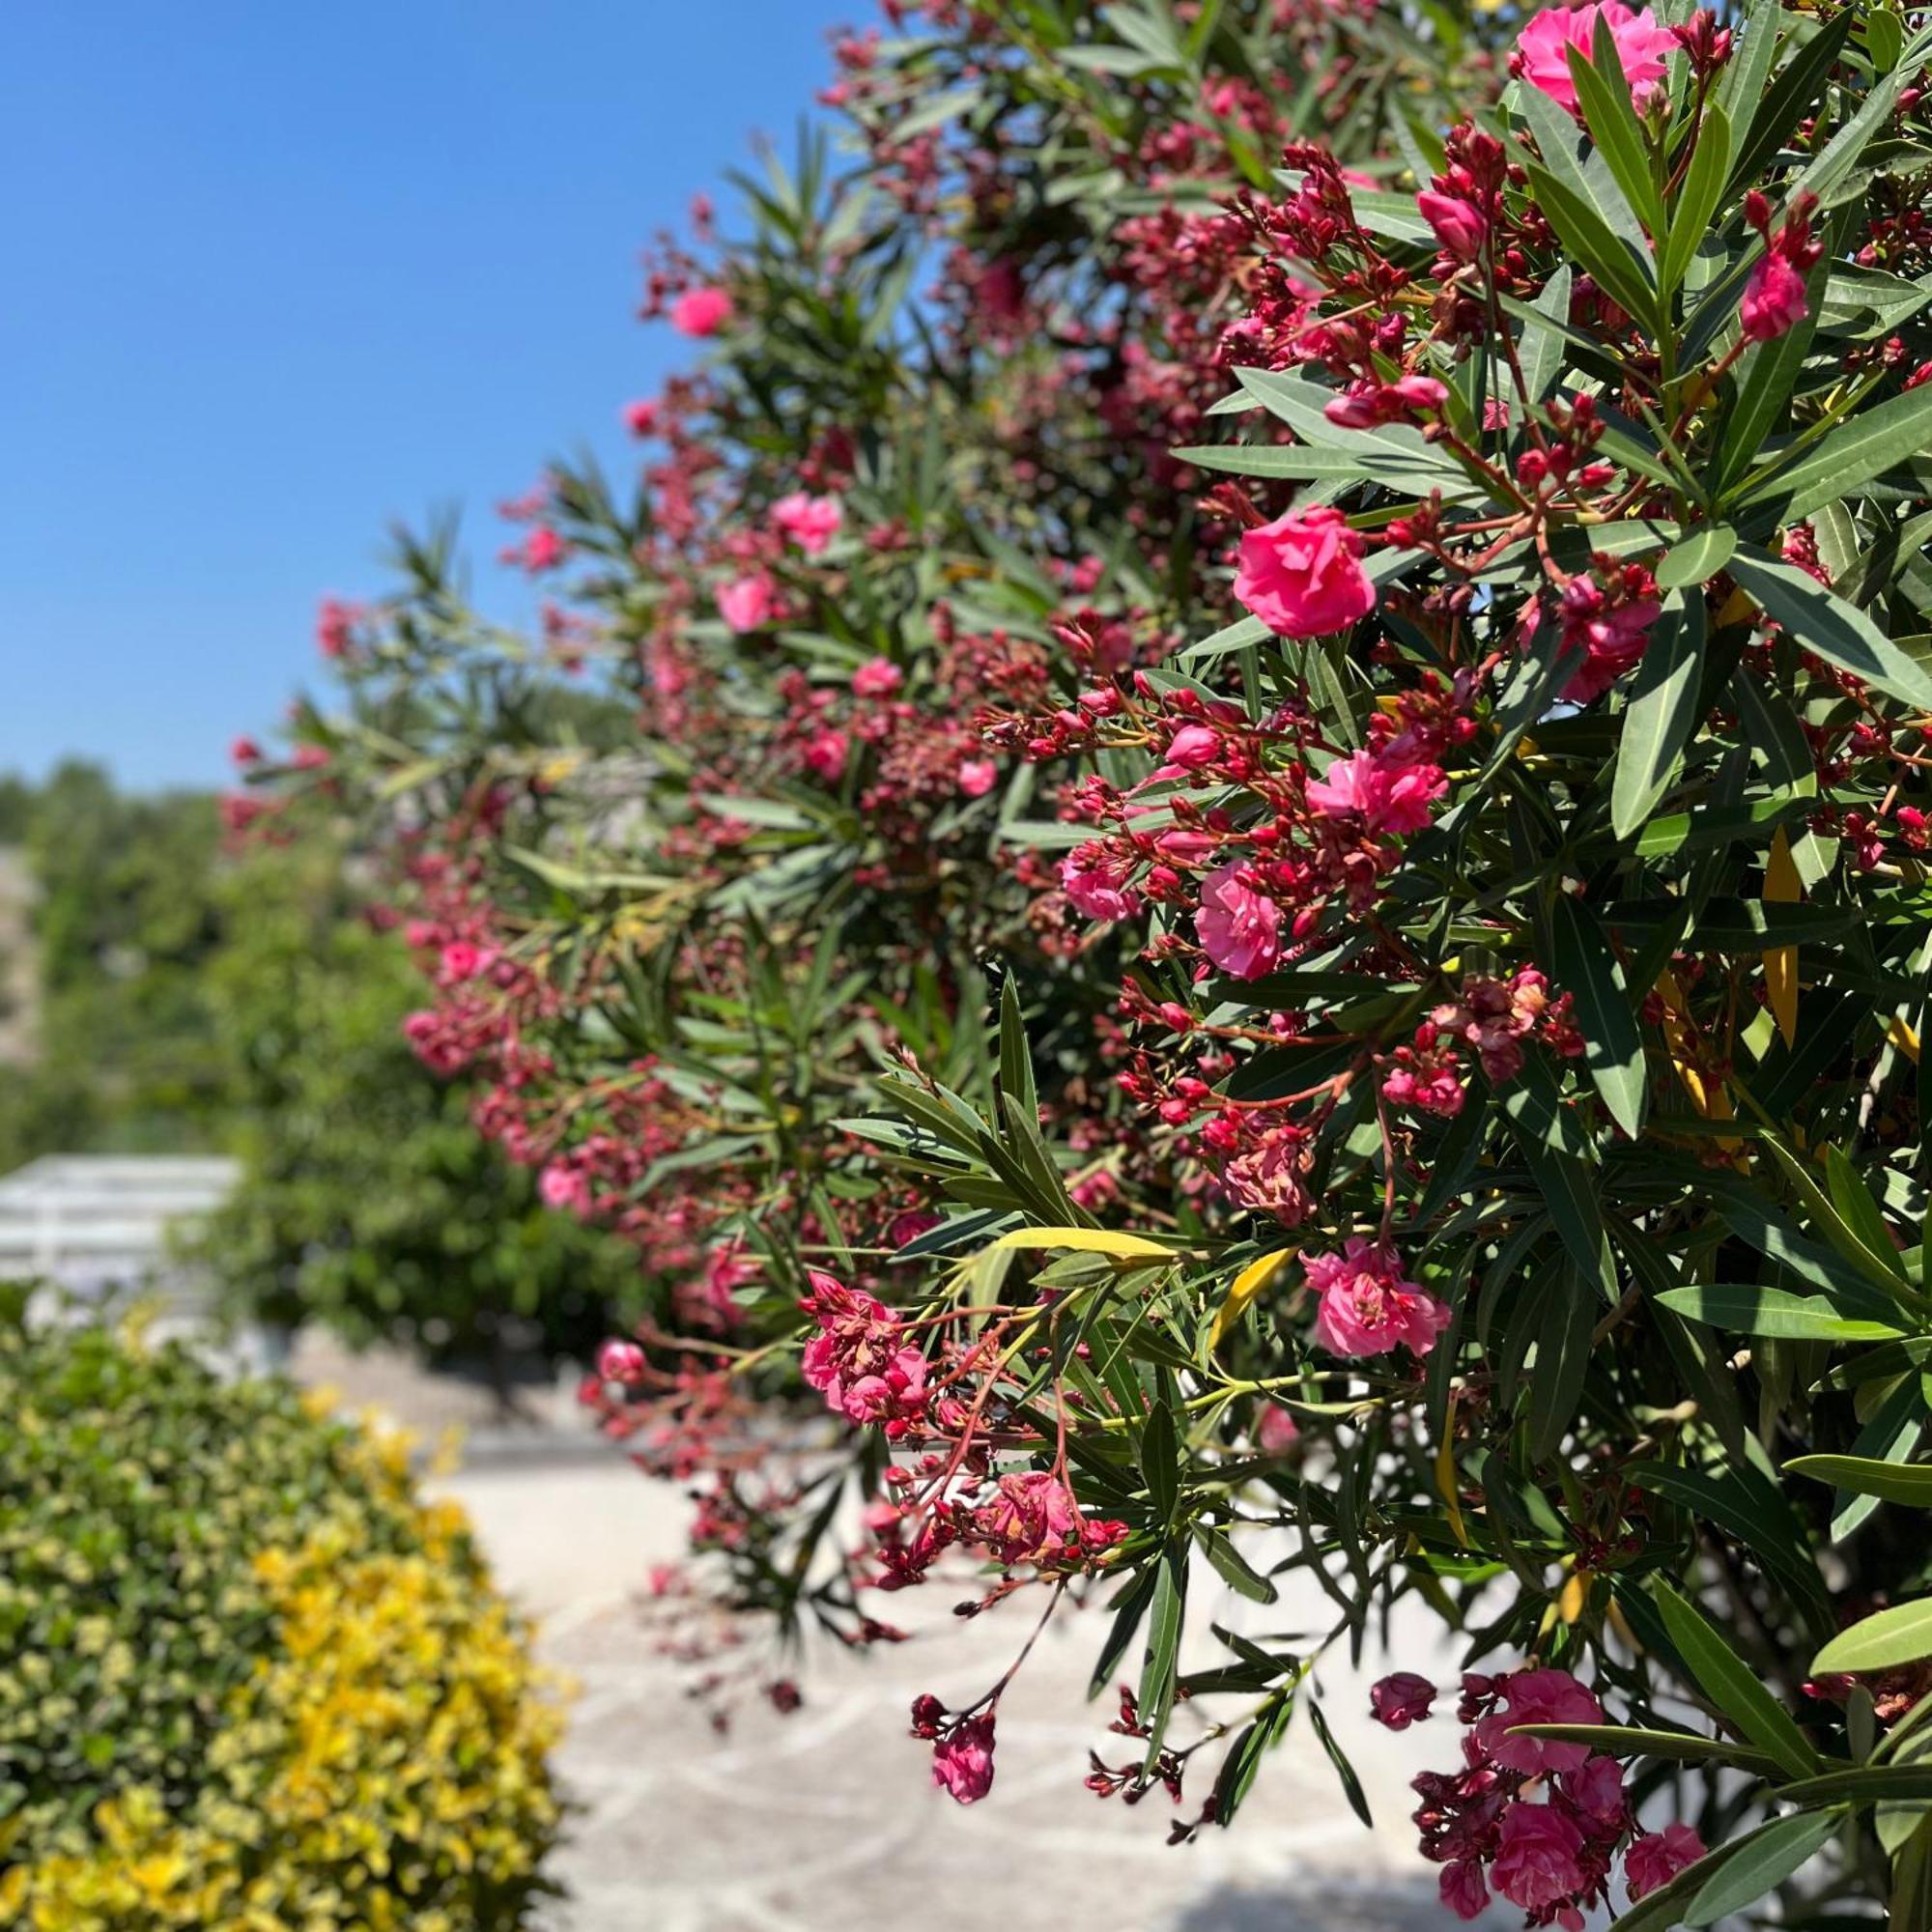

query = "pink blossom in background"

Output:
[[596, 1338, 646, 1383], [1475, 1667, 1604, 1773], [1304, 1238, 1450, 1357], [717, 571, 777, 634], [1491, 1804, 1588, 1915], [622, 397, 661, 437], [539, 1163, 591, 1214], [773, 490, 844, 554], [957, 757, 998, 797], [669, 285, 733, 335], [1306, 747, 1448, 836], [1234, 505, 1377, 639], [850, 656, 904, 697], [931, 1713, 997, 1804], [803, 727, 850, 781], [1196, 863, 1283, 979], [1512, 3, 1672, 113], [1624, 1823, 1706, 1900]]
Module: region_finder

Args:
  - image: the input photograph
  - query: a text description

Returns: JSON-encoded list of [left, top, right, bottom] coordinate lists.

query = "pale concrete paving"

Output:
[[437, 1454, 1518, 1932]]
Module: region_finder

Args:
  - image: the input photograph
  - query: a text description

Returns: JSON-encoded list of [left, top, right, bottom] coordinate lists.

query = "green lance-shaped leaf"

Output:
[[1609, 1809, 1838, 1932], [1746, 379, 1932, 527], [1656, 1282, 1908, 1342], [1565, 18, 1664, 242], [1787, 1454, 1932, 1509], [1652, 1577, 1820, 1778], [1679, 1810, 1844, 1926], [1611, 588, 1706, 838], [1548, 895, 1647, 1137], [1812, 1598, 1932, 1676], [1660, 100, 1731, 298], [1727, 549, 1932, 710]]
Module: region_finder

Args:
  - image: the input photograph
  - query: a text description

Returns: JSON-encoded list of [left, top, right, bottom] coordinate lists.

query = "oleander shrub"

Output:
[[0, 1307, 561, 1931], [245, 0, 1932, 1922]]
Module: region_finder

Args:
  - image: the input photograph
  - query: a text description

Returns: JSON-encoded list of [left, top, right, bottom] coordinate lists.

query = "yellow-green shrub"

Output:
[[0, 1308, 561, 1931]]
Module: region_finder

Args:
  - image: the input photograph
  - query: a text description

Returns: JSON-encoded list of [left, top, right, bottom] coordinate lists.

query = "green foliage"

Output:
[[0, 1310, 561, 1929]]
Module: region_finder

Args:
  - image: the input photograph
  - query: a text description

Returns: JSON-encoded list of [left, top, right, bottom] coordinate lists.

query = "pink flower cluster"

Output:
[[1303, 1239, 1450, 1359], [1387, 1665, 1706, 1925], [798, 1270, 931, 1436]]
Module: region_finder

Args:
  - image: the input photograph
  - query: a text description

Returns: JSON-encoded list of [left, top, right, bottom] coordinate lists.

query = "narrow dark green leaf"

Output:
[[1548, 895, 1647, 1136], [1683, 1808, 1842, 1925], [1652, 1577, 1819, 1778]]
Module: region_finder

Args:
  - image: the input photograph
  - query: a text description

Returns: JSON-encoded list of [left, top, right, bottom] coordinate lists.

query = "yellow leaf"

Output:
[[1558, 1569, 1590, 1625], [1716, 584, 1757, 629], [1889, 1014, 1922, 1064], [988, 1226, 1176, 1263], [1435, 1392, 1469, 1550], [1209, 1248, 1295, 1350], [1764, 826, 1801, 1048]]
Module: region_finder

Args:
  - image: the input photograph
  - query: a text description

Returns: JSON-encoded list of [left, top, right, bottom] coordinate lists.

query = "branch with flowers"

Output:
[[236, 1, 1932, 1923]]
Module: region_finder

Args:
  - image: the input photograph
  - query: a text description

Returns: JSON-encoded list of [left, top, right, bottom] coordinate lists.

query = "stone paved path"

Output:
[[440, 1456, 1517, 1932]]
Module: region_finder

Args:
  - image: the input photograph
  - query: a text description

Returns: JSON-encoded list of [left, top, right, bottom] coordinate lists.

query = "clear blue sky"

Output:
[[0, 1, 852, 790]]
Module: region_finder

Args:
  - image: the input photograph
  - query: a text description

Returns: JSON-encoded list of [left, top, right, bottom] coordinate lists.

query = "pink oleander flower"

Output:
[[1512, 3, 1672, 114], [539, 1163, 591, 1214], [437, 940, 497, 984], [1417, 187, 1488, 262], [1223, 1127, 1313, 1225], [773, 490, 844, 554], [1304, 1238, 1451, 1357], [1061, 846, 1141, 923], [1306, 747, 1448, 837], [1492, 1803, 1588, 1914], [1559, 575, 1661, 703], [1741, 249, 1808, 343], [1196, 863, 1283, 979], [799, 1270, 931, 1435], [1234, 505, 1376, 639], [1624, 1823, 1706, 1900], [1561, 1752, 1626, 1828], [1439, 1861, 1491, 1921], [622, 397, 660, 437], [1370, 1672, 1437, 1730], [596, 1338, 646, 1383], [970, 1470, 1127, 1569], [717, 571, 777, 634], [1475, 1667, 1604, 1773], [1256, 1403, 1301, 1453], [957, 757, 999, 798], [803, 727, 850, 781], [669, 285, 733, 335], [932, 1713, 997, 1804], [851, 655, 903, 697], [316, 596, 358, 658]]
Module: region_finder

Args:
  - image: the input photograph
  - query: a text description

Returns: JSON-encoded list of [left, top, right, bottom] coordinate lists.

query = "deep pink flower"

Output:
[[1561, 1752, 1626, 1828], [1439, 1861, 1491, 1921], [717, 571, 777, 634], [1475, 1667, 1604, 1773], [1304, 1238, 1450, 1357], [622, 397, 660, 437], [1418, 187, 1488, 262], [539, 1163, 590, 1214], [957, 757, 999, 798], [1492, 1803, 1588, 1913], [1624, 1823, 1706, 1900], [1196, 863, 1283, 979], [1370, 1672, 1437, 1730], [799, 1270, 930, 1435], [596, 1339, 646, 1383], [1234, 506, 1376, 639], [1512, 4, 1672, 113], [932, 1713, 996, 1804], [669, 286, 733, 336], [851, 655, 903, 697], [1061, 847, 1140, 923], [773, 490, 844, 554], [803, 727, 850, 781], [1741, 250, 1808, 342], [1306, 747, 1447, 836]]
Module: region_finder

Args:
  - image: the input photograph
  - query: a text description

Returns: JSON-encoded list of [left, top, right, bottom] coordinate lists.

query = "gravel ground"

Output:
[[437, 1456, 1521, 1932]]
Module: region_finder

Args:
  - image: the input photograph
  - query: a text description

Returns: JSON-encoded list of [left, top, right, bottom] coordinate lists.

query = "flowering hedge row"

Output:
[[250, 1, 1932, 1922]]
